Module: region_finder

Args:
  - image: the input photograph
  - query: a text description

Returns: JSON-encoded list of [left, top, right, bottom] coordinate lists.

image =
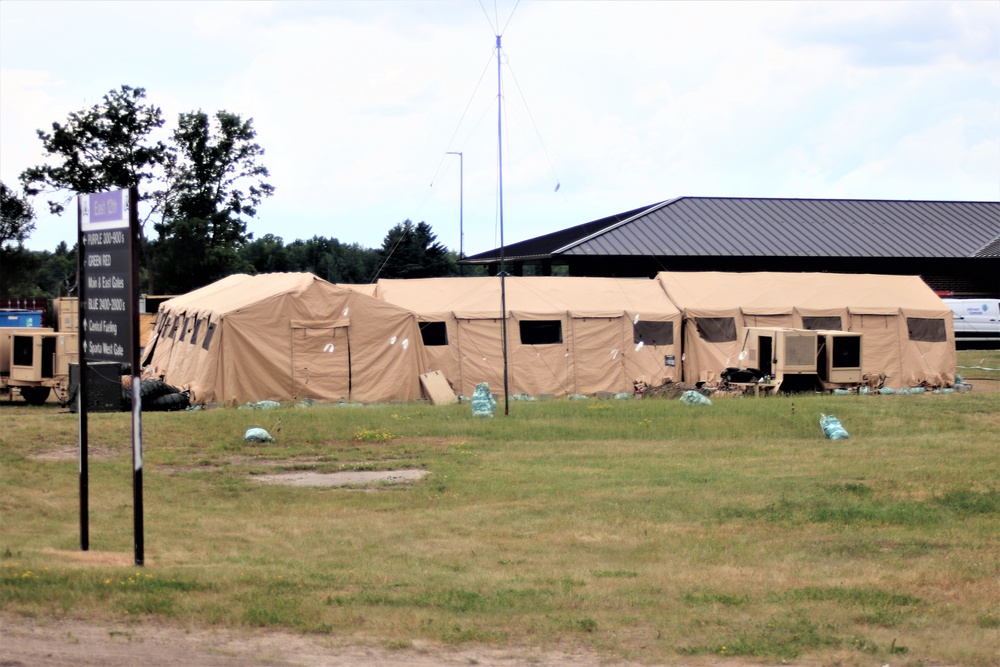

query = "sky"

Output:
[[1, 1, 998, 256]]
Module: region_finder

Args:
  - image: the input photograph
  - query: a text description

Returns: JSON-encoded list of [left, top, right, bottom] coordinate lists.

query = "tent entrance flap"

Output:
[[291, 325, 350, 400], [572, 317, 626, 395]]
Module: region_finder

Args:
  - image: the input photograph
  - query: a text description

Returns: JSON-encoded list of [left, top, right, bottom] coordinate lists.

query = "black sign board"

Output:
[[80, 190, 132, 363]]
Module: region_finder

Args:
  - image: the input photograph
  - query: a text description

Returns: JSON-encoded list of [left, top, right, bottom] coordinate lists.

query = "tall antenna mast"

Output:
[[497, 33, 510, 416]]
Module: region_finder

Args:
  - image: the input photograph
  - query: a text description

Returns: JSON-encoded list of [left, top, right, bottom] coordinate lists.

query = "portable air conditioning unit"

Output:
[[743, 328, 819, 377], [816, 330, 863, 384]]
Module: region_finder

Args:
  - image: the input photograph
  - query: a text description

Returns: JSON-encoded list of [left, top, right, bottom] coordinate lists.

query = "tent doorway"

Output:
[[572, 317, 624, 394], [292, 325, 350, 400]]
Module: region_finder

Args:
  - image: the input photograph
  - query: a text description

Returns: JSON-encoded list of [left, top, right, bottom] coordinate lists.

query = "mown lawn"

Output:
[[2, 350, 998, 665]]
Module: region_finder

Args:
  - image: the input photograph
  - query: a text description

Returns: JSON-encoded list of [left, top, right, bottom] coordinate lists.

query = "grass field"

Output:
[[2, 351, 998, 665]]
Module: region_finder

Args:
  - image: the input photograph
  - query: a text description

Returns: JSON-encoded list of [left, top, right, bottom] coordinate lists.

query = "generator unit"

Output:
[[1, 327, 78, 405]]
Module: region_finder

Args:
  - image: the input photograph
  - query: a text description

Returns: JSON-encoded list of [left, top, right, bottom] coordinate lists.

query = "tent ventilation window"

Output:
[[802, 316, 842, 331], [201, 321, 216, 351], [419, 321, 449, 346], [520, 320, 563, 345], [695, 317, 737, 343], [907, 317, 947, 342], [634, 321, 674, 345]]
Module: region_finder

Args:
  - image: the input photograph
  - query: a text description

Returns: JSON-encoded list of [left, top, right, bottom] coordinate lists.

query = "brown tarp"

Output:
[[373, 276, 682, 397], [656, 271, 956, 389], [145, 273, 428, 405]]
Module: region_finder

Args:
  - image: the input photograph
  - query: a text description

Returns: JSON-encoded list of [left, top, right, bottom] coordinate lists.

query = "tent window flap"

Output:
[[634, 321, 674, 346], [419, 321, 449, 346], [519, 320, 563, 345], [907, 317, 947, 342], [802, 316, 842, 331], [201, 321, 216, 350], [695, 317, 737, 343]]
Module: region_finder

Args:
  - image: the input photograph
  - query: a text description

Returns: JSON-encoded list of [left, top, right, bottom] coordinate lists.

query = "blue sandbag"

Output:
[[472, 382, 496, 418], [680, 390, 712, 406], [244, 427, 274, 442], [820, 413, 849, 440]]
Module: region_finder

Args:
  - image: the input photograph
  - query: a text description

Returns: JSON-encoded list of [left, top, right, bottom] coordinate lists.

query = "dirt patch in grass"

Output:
[[30, 446, 118, 462], [40, 548, 141, 567], [251, 469, 429, 488], [0, 614, 656, 667]]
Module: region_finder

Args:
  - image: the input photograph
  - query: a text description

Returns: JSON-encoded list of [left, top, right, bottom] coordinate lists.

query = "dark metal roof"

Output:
[[466, 197, 1000, 261], [975, 235, 1000, 258], [463, 203, 661, 263]]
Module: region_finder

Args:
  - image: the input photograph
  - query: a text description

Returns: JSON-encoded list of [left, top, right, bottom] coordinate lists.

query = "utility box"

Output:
[[68, 362, 122, 412], [52, 297, 79, 332]]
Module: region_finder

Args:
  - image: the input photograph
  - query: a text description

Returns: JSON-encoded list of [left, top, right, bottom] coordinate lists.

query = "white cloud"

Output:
[[1, 0, 997, 255]]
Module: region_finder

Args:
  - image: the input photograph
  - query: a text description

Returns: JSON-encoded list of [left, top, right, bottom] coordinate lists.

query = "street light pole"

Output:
[[445, 151, 463, 276]]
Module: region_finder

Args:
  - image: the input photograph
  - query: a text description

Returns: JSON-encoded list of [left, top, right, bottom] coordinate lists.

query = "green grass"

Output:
[[1, 349, 998, 665]]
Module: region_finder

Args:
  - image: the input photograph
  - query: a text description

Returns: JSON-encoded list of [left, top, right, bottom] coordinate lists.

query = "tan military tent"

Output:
[[656, 271, 956, 389], [373, 276, 682, 397], [144, 273, 428, 405]]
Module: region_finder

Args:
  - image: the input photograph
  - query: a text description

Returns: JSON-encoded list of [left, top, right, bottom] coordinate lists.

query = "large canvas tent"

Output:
[[144, 273, 429, 405], [656, 271, 956, 389], [373, 276, 682, 397]]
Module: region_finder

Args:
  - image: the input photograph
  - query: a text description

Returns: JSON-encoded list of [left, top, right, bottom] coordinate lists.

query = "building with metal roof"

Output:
[[462, 197, 1000, 297]]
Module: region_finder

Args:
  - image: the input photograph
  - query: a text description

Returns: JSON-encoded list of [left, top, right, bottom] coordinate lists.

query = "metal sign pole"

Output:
[[128, 186, 144, 566], [76, 197, 89, 551]]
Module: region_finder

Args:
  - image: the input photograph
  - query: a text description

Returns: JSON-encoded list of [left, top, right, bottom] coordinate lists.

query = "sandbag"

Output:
[[820, 413, 850, 439], [244, 427, 274, 442], [472, 383, 496, 418], [680, 390, 712, 406]]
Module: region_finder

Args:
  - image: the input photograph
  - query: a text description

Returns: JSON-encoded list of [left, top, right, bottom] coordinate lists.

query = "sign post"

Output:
[[78, 187, 144, 565]]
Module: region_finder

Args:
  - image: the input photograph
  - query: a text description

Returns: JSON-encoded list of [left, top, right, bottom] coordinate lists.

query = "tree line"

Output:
[[1, 85, 471, 298], [1, 221, 469, 298]]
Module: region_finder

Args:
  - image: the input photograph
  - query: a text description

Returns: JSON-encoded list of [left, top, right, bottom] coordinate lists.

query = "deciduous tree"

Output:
[[1, 181, 36, 248], [0, 181, 39, 297], [20, 85, 168, 215], [150, 110, 273, 293], [19, 87, 273, 295]]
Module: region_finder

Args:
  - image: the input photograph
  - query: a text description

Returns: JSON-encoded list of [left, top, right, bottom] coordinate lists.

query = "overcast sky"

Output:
[[2, 1, 998, 256]]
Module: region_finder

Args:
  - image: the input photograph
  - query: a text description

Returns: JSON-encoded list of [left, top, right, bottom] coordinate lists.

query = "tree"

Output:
[[0, 181, 39, 297], [19, 85, 168, 291], [19, 87, 273, 295], [20, 85, 168, 215], [240, 233, 290, 274], [34, 242, 78, 297], [283, 235, 380, 283], [150, 110, 274, 293], [1, 181, 36, 248], [376, 221, 457, 279]]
